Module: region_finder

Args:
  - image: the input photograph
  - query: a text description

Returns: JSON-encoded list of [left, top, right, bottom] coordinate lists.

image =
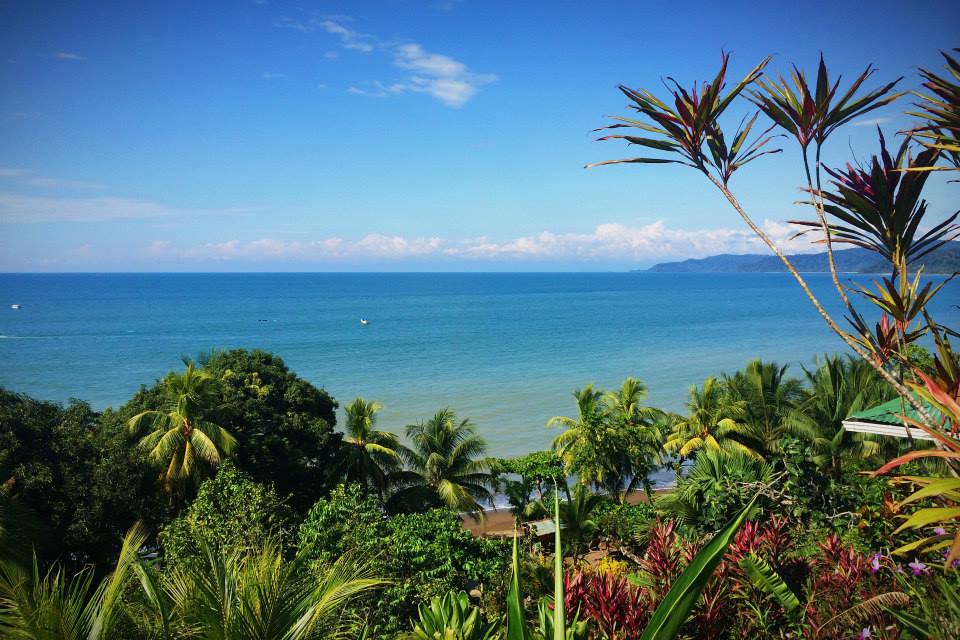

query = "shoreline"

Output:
[[462, 486, 672, 537]]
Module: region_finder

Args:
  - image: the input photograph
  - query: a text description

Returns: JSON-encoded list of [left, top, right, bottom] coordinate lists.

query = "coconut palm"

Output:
[[0, 523, 147, 640], [723, 359, 804, 457], [550, 381, 666, 500], [665, 376, 757, 477], [342, 397, 401, 494], [389, 410, 493, 517], [127, 364, 236, 495], [129, 538, 384, 640], [602, 378, 661, 427], [786, 355, 890, 479], [656, 450, 772, 530], [556, 484, 604, 560], [602, 378, 667, 501]]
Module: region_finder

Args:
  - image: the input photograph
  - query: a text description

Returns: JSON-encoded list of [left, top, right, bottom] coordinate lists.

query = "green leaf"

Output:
[[507, 530, 528, 640], [738, 553, 800, 612], [893, 507, 960, 534], [639, 495, 758, 640], [884, 606, 930, 638], [553, 488, 565, 640]]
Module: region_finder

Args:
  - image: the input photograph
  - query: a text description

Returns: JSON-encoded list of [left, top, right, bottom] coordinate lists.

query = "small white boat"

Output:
[[360, 318, 369, 326], [10, 304, 21, 310]]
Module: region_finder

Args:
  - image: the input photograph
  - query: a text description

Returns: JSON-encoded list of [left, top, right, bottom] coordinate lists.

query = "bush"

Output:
[[298, 488, 508, 637], [160, 463, 292, 568], [595, 501, 656, 545], [297, 483, 387, 568]]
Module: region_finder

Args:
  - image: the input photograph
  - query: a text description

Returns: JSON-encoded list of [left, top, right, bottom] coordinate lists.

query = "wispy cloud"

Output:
[[141, 220, 819, 264], [0, 168, 105, 190], [275, 14, 495, 107], [0, 192, 242, 223], [261, 72, 288, 80], [318, 19, 377, 53], [54, 52, 85, 61], [851, 116, 890, 127]]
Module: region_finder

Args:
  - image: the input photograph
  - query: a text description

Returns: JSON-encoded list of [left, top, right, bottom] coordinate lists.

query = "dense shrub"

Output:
[[298, 487, 508, 636], [159, 463, 292, 568], [0, 389, 167, 570]]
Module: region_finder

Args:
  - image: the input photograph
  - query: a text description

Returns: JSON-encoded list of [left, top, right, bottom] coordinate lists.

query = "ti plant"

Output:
[[904, 49, 960, 172], [588, 48, 956, 451], [871, 330, 960, 567]]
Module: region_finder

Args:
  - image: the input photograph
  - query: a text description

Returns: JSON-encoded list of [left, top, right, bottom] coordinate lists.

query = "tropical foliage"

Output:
[[342, 396, 401, 494], [391, 409, 494, 516], [127, 363, 237, 497]]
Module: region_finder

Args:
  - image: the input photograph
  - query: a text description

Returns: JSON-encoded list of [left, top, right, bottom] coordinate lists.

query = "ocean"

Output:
[[2, 272, 958, 462]]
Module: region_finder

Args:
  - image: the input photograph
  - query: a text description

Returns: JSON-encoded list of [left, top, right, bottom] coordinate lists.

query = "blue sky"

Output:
[[1, 0, 957, 271]]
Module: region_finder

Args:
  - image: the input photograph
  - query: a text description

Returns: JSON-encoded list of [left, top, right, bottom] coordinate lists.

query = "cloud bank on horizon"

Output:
[[2, 215, 820, 271]]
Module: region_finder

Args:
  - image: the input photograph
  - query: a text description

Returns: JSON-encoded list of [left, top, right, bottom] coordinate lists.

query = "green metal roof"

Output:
[[842, 394, 940, 440], [846, 395, 939, 426]]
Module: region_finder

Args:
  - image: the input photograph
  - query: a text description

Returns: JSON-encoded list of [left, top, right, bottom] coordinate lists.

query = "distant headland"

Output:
[[642, 242, 960, 274]]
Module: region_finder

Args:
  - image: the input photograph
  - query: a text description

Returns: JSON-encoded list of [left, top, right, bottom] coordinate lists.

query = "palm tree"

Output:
[[130, 538, 384, 640], [548, 385, 610, 492], [556, 484, 604, 561], [602, 378, 661, 427], [127, 364, 236, 496], [550, 382, 666, 501], [389, 410, 493, 517], [0, 523, 148, 640], [656, 450, 772, 530], [786, 355, 890, 479], [342, 397, 401, 494], [664, 376, 756, 478], [603, 378, 666, 501], [723, 359, 803, 456], [548, 385, 604, 459]]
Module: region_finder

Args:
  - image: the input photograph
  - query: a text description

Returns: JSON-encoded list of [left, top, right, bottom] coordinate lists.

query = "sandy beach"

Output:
[[462, 488, 667, 537]]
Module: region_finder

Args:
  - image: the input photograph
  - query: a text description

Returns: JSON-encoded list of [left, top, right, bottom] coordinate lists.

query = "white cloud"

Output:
[[389, 43, 496, 107], [54, 52, 85, 60], [318, 19, 376, 53], [0, 192, 241, 223], [851, 117, 890, 127], [141, 220, 821, 264], [261, 72, 287, 80], [275, 15, 494, 107], [0, 168, 105, 190]]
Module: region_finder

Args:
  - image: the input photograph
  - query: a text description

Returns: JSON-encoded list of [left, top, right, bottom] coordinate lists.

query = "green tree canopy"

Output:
[[0, 389, 166, 571], [202, 349, 342, 514], [159, 463, 293, 570]]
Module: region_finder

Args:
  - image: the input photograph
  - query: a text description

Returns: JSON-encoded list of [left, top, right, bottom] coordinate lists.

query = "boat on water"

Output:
[[360, 318, 369, 325], [10, 304, 21, 310]]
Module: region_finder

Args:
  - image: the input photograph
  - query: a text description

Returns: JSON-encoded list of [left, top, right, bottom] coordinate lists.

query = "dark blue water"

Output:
[[1, 272, 957, 457]]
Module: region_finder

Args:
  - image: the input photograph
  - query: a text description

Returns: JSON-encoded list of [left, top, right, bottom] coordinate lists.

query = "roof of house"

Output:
[[842, 395, 940, 440]]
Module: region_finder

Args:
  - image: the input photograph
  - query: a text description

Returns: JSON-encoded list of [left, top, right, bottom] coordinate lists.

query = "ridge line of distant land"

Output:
[[641, 242, 960, 274]]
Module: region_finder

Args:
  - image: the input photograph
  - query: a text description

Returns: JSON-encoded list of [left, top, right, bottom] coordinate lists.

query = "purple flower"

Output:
[[858, 627, 872, 640], [908, 560, 929, 576], [870, 553, 882, 574], [934, 527, 946, 536]]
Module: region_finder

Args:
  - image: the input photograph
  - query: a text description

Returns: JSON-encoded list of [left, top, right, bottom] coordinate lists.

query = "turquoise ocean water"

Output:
[[2, 273, 958, 462]]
